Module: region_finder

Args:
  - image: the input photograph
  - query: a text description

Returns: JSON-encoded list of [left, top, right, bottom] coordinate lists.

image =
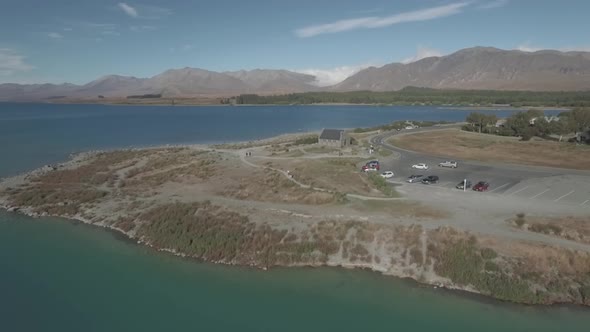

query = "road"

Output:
[[369, 125, 590, 208]]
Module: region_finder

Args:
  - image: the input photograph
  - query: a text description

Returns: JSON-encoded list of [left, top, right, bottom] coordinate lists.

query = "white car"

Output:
[[380, 171, 394, 179], [438, 161, 458, 168], [412, 163, 429, 170]]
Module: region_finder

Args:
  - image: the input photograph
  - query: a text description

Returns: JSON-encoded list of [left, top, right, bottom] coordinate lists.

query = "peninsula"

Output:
[[1, 126, 590, 306]]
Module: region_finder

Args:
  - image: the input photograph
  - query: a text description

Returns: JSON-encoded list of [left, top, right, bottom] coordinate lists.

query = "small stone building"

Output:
[[318, 129, 351, 147]]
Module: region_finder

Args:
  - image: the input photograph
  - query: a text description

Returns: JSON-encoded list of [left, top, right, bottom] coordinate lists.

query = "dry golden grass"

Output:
[[390, 129, 590, 170], [303, 146, 341, 154], [349, 199, 449, 220], [519, 216, 590, 245], [219, 169, 338, 205], [263, 158, 380, 196]]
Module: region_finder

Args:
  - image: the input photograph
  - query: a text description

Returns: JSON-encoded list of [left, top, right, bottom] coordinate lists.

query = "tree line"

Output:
[[229, 87, 590, 107], [464, 108, 590, 142]]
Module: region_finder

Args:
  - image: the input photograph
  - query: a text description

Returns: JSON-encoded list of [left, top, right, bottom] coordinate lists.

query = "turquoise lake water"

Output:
[[1, 103, 586, 331]]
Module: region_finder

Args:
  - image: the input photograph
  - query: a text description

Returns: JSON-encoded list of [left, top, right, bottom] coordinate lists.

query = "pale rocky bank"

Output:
[[1, 135, 590, 307]]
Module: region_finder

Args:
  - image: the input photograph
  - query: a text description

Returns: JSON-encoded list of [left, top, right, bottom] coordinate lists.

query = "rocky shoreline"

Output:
[[1, 143, 590, 308], [0, 199, 466, 295]]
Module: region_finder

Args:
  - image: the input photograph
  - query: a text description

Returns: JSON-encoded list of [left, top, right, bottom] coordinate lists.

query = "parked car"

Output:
[[473, 181, 490, 192], [406, 175, 424, 183], [421, 175, 439, 184], [438, 161, 458, 168], [362, 165, 379, 172], [380, 171, 394, 179], [456, 180, 472, 190], [412, 163, 429, 170]]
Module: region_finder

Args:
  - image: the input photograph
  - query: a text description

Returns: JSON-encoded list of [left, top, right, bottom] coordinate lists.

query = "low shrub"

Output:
[[515, 213, 526, 227], [530, 223, 563, 235], [295, 136, 319, 145], [368, 172, 396, 197]]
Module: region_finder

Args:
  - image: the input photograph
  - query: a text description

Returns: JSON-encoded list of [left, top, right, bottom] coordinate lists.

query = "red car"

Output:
[[362, 164, 380, 172], [473, 181, 490, 192]]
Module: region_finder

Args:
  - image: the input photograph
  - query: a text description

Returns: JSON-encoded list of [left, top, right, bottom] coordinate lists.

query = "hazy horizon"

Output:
[[2, 0, 590, 86]]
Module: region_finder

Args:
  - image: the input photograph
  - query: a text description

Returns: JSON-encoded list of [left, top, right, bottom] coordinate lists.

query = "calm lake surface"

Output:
[[1, 103, 586, 332]]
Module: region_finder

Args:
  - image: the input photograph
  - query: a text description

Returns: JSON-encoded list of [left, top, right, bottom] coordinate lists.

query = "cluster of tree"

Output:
[[353, 120, 450, 133], [464, 108, 590, 142], [126, 93, 162, 99], [233, 87, 590, 107], [465, 113, 498, 133]]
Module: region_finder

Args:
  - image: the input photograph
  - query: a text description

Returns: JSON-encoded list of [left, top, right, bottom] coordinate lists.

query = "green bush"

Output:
[[433, 239, 537, 303], [295, 136, 319, 145], [480, 248, 498, 260], [368, 172, 396, 197]]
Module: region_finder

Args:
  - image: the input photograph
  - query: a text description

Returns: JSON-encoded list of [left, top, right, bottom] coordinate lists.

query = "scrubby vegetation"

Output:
[[221, 170, 337, 204], [294, 136, 319, 145], [138, 202, 376, 267], [519, 216, 590, 245], [232, 87, 590, 107], [368, 172, 396, 197], [428, 229, 590, 305], [353, 120, 450, 133], [11, 187, 107, 215], [431, 237, 541, 303]]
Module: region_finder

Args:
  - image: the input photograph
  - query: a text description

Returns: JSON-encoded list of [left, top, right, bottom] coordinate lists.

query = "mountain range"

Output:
[[2, 47, 590, 101]]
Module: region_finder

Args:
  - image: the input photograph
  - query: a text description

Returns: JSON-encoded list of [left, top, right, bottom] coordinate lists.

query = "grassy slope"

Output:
[[390, 129, 590, 170]]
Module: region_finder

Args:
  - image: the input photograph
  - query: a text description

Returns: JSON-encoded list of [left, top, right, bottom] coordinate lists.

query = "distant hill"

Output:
[[2, 46, 590, 102], [0, 68, 319, 101], [223, 69, 318, 94], [332, 47, 590, 91]]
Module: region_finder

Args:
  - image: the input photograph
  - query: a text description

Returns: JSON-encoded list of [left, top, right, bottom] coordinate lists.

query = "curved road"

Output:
[[369, 126, 590, 208]]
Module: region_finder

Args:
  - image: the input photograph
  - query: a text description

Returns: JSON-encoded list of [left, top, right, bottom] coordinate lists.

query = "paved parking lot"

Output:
[[371, 128, 590, 209], [389, 175, 590, 207]]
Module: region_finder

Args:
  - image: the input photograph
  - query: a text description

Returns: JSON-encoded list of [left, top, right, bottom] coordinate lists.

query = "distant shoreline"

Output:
[[0, 100, 573, 111]]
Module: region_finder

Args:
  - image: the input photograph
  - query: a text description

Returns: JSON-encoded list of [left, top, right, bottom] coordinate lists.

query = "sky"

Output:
[[1, 0, 589, 86]]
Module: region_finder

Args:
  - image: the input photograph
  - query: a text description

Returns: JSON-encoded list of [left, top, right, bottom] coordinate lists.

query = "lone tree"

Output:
[[569, 108, 590, 133], [466, 112, 497, 133]]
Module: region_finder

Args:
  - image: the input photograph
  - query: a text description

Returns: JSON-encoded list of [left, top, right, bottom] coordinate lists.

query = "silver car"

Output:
[[438, 161, 458, 168], [407, 175, 424, 183]]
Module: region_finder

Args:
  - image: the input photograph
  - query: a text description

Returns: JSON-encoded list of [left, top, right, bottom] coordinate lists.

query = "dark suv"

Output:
[[421, 175, 439, 184], [456, 180, 472, 190]]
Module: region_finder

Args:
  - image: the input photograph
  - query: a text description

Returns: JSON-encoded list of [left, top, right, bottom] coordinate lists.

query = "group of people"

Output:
[[245, 151, 252, 157]]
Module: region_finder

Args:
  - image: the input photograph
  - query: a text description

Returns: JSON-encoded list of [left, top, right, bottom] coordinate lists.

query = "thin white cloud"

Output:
[[294, 63, 378, 86], [516, 42, 541, 52], [101, 30, 121, 36], [352, 8, 383, 14], [516, 43, 590, 53], [295, 2, 470, 38], [48, 32, 64, 39], [478, 0, 509, 9], [63, 27, 73, 31], [130, 25, 157, 32], [402, 46, 444, 64], [118, 2, 138, 18], [0, 49, 34, 76], [138, 4, 172, 19], [115, 3, 171, 19], [83, 22, 119, 30]]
